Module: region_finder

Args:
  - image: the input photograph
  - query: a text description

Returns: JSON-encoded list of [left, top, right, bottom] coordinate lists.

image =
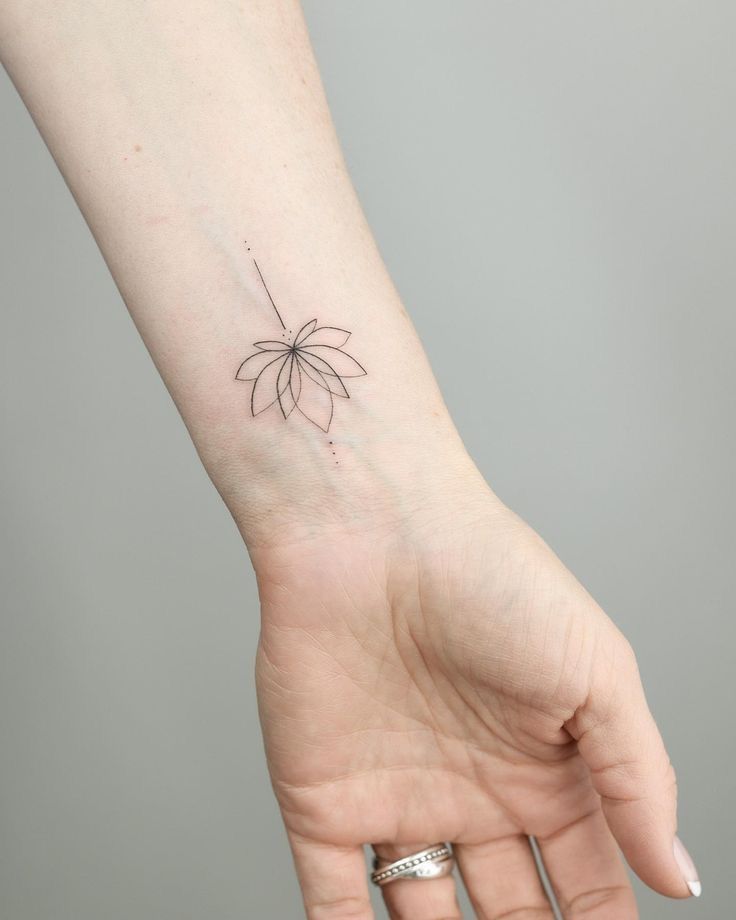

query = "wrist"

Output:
[[186, 258, 489, 555], [217, 410, 482, 556]]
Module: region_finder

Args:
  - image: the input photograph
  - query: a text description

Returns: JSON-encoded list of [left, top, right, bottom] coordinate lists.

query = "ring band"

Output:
[[370, 843, 454, 886]]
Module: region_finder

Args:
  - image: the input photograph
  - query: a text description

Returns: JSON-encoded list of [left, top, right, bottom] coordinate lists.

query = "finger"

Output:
[[454, 835, 554, 919], [567, 634, 700, 899], [373, 843, 462, 920], [455, 837, 552, 918], [288, 832, 374, 920], [537, 807, 637, 918]]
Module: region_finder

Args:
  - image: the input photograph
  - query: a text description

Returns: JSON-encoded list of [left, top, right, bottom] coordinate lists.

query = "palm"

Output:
[[254, 499, 680, 918]]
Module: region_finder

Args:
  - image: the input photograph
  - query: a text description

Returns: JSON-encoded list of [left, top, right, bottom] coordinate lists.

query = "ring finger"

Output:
[[372, 842, 462, 920]]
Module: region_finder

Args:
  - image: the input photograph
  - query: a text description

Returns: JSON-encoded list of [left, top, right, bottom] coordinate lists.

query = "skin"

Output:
[[252, 480, 679, 918], [0, 1, 698, 916]]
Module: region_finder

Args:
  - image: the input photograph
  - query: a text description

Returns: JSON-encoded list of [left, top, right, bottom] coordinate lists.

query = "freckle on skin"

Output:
[[134, 144, 142, 152]]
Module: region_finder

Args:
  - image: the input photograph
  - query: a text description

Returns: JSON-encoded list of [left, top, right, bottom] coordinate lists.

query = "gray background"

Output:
[[0, 2, 732, 917]]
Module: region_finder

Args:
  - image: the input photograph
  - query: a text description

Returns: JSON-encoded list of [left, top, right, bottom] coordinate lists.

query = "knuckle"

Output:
[[306, 895, 373, 920], [565, 884, 638, 918], [395, 915, 462, 920], [658, 757, 677, 794], [589, 756, 650, 803], [662, 759, 679, 815], [384, 899, 461, 920], [486, 907, 555, 919], [611, 631, 639, 676]]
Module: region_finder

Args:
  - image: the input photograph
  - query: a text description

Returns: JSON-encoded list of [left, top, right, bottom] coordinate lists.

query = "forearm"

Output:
[[1, 0, 478, 548]]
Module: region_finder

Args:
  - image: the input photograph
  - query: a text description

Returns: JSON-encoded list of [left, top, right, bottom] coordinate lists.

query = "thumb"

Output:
[[567, 633, 701, 900]]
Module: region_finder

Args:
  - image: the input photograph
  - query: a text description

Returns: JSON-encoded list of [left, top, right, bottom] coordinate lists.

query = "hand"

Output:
[[253, 483, 699, 919]]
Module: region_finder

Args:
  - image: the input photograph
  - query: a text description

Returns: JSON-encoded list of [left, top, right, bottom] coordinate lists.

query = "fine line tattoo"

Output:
[[235, 252, 366, 433]]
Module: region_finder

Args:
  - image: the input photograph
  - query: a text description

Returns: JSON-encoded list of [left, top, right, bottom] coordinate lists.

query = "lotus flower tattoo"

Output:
[[235, 257, 366, 433]]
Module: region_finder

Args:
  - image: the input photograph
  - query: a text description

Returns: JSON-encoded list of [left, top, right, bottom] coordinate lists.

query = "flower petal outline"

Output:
[[253, 340, 291, 352], [236, 350, 282, 381], [290, 354, 302, 405], [251, 353, 289, 416], [299, 326, 351, 349], [277, 354, 292, 395], [296, 354, 350, 398], [298, 344, 367, 378], [276, 354, 298, 418], [296, 369, 334, 432], [294, 319, 318, 345]]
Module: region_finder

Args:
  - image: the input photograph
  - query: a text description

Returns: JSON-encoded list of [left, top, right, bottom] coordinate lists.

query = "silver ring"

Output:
[[370, 843, 454, 886]]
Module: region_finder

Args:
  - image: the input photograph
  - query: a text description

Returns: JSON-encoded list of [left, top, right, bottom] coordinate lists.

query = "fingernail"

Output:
[[673, 836, 702, 897]]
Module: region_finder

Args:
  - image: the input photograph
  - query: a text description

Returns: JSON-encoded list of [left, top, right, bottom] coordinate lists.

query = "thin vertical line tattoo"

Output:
[[235, 245, 366, 433], [252, 257, 286, 330]]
